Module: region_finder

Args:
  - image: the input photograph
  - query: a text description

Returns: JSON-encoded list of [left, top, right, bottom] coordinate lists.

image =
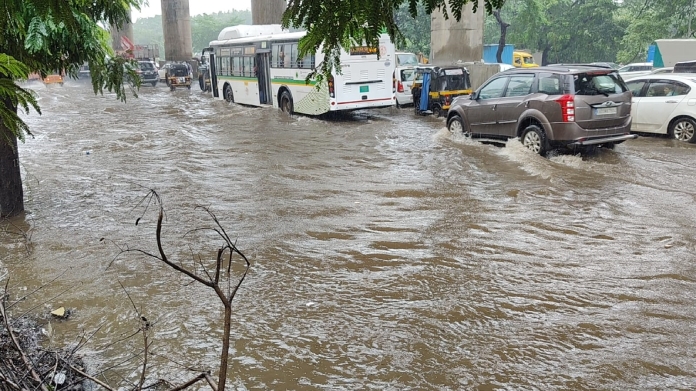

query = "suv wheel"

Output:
[[447, 115, 471, 137], [521, 125, 547, 155], [670, 117, 696, 143]]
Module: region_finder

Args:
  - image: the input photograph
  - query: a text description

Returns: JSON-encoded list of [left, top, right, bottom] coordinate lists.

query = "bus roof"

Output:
[[210, 31, 307, 47]]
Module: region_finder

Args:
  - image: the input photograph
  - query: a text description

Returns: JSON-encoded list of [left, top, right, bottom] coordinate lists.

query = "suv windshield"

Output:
[[397, 53, 419, 66], [572, 72, 627, 95], [139, 62, 155, 71]]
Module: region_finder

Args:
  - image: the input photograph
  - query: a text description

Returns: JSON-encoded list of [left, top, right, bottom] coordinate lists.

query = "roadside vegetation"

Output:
[[484, 0, 696, 65]]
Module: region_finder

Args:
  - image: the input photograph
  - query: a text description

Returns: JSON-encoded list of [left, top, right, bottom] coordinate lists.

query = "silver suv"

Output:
[[446, 66, 637, 155]]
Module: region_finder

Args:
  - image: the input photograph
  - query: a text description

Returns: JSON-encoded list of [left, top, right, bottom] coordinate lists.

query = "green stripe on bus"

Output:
[[218, 76, 258, 82], [271, 78, 317, 86]]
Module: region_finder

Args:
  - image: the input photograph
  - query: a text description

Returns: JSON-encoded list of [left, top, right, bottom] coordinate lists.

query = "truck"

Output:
[[483, 44, 538, 68], [647, 39, 696, 68]]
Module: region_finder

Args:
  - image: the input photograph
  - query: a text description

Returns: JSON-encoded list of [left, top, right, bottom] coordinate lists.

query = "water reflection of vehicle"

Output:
[[412, 66, 472, 117], [165, 63, 192, 91]]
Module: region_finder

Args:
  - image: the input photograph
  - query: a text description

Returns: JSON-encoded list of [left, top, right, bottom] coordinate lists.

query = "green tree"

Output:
[[616, 0, 695, 64], [1, 0, 141, 217], [191, 11, 251, 54], [283, 0, 504, 79], [393, 2, 431, 55], [488, 0, 623, 65]]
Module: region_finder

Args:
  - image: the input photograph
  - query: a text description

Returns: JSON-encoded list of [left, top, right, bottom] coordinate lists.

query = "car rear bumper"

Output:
[[569, 133, 638, 146]]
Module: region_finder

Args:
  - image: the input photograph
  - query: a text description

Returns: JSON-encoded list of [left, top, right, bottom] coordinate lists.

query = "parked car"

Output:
[[618, 62, 653, 79], [158, 63, 172, 82], [674, 60, 696, 73], [394, 66, 416, 107], [624, 74, 696, 142], [137, 60, 159, 86], [446, 65, 637, 155]]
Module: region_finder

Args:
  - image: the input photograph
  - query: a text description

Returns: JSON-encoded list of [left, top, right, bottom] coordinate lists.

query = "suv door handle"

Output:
[[492, 104, 497, 111], [665, 100, 678, 103]]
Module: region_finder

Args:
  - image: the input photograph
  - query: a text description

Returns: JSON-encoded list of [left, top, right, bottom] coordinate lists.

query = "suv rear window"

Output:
[[572, 72, 627, 95], [139, 62, 155, 71]]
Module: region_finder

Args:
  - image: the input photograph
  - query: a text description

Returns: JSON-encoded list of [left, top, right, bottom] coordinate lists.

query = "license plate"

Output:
[[595, 107, 617, 115], [359, 85, 369, 93], [178, 77, 186, 83]]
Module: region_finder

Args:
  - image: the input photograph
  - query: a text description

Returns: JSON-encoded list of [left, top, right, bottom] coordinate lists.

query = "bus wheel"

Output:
[[280, 91, 294, 114], [224, 84, 234, 103]]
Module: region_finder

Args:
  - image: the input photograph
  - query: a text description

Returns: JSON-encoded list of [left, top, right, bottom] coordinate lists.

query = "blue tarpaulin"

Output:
[[419, 72, 430, 112]]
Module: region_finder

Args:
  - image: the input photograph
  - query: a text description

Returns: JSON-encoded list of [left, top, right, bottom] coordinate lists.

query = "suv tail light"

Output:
[[328, 75, 335, 98], [556, 94, 575, 122], [397, 80, 404, 93]]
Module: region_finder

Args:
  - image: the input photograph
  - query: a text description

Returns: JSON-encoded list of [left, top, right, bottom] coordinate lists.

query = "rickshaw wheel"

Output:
[[432, 104, 442, 118]]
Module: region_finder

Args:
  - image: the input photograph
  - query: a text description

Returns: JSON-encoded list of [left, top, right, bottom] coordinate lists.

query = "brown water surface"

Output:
[[2, 80, 696, 390]]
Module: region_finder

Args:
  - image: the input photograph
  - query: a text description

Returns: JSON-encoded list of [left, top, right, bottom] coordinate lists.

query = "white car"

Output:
[[394, 66, 416, 108], [618, 62, 653, 80], [625, 74, 696, 142], [158, 63, 172, 82]]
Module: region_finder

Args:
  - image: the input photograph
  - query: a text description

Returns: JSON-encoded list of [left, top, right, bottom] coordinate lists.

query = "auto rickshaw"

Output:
[[412, 66, 472, 117], [165, 62, 192, 91]]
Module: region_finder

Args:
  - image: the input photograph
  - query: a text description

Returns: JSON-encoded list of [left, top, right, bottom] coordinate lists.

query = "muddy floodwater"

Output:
[[2, 80, 696, 390]]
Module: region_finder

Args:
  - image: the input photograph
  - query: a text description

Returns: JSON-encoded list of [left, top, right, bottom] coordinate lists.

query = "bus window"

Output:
[[232, 57, 241, 76], [284, 44, 292, 68], [272, 44, 281, 67], [291, 43, 299, 67]]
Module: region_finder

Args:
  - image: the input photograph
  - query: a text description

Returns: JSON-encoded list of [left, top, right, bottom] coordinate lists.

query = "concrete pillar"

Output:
[[161, 0, 193, 61], [251, 0, 287, 25], [429, 0, 484, 65]]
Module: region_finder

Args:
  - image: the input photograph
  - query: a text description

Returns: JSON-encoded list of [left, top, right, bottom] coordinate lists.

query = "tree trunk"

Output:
[[0, 98, 24, 218], [251, 0, 287, 25], [493, 9, 510, 64], [541, 46, 550, 66]]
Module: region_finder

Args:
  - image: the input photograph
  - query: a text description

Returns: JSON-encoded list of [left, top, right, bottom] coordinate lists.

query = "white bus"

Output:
[[205, 25, 396, 115]]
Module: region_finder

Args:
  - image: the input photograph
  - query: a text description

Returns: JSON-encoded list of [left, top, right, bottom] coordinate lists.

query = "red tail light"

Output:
[[397, 81, 404, 93], [556, 94, 575, 122], [328, 75, 335, 98]]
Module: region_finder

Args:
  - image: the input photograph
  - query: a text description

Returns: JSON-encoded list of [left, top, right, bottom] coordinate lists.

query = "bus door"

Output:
[[208, 51, 219, 98], [256, 53, 271, 105]]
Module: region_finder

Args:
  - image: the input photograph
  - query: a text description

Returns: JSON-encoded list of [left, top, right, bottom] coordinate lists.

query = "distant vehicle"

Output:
[[650, 67, 674, 74], [674, 60, 696, 73], [624, 74, 696, 142], [78, 63, 90, 79], [412, 65, 472, 117], [43, 74, 64, 85], [137, 60, 159, 86], [394, 66, 416, 108], [512, 51, 538, 68], [205, 24, 396, 115], [446, 65, 636, 155], [618, 62, 653, 79], [649, 39, 696, 67], [158, 63, 172, 82], [165, 63, 192, 91], [396, 52, 419, 67]]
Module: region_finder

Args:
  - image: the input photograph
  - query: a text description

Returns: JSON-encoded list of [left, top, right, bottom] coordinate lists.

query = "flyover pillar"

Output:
[[429, 0, 484, 65], [161, 0, 193, 61]]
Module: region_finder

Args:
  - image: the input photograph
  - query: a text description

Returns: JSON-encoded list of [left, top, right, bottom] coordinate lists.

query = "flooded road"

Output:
[[3, 80, 696, 390]]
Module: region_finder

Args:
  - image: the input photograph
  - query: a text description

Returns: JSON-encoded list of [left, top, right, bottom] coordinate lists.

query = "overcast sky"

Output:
[[132, 0, 252, 20]]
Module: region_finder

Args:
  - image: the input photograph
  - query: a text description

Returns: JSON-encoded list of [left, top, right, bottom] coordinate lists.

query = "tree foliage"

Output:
[[483, 0, 696, 65], [393, 2, 431, 55], [0, 0, 143, 141], [133, 11, 252, 59], [283, 0, 505, 80]]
